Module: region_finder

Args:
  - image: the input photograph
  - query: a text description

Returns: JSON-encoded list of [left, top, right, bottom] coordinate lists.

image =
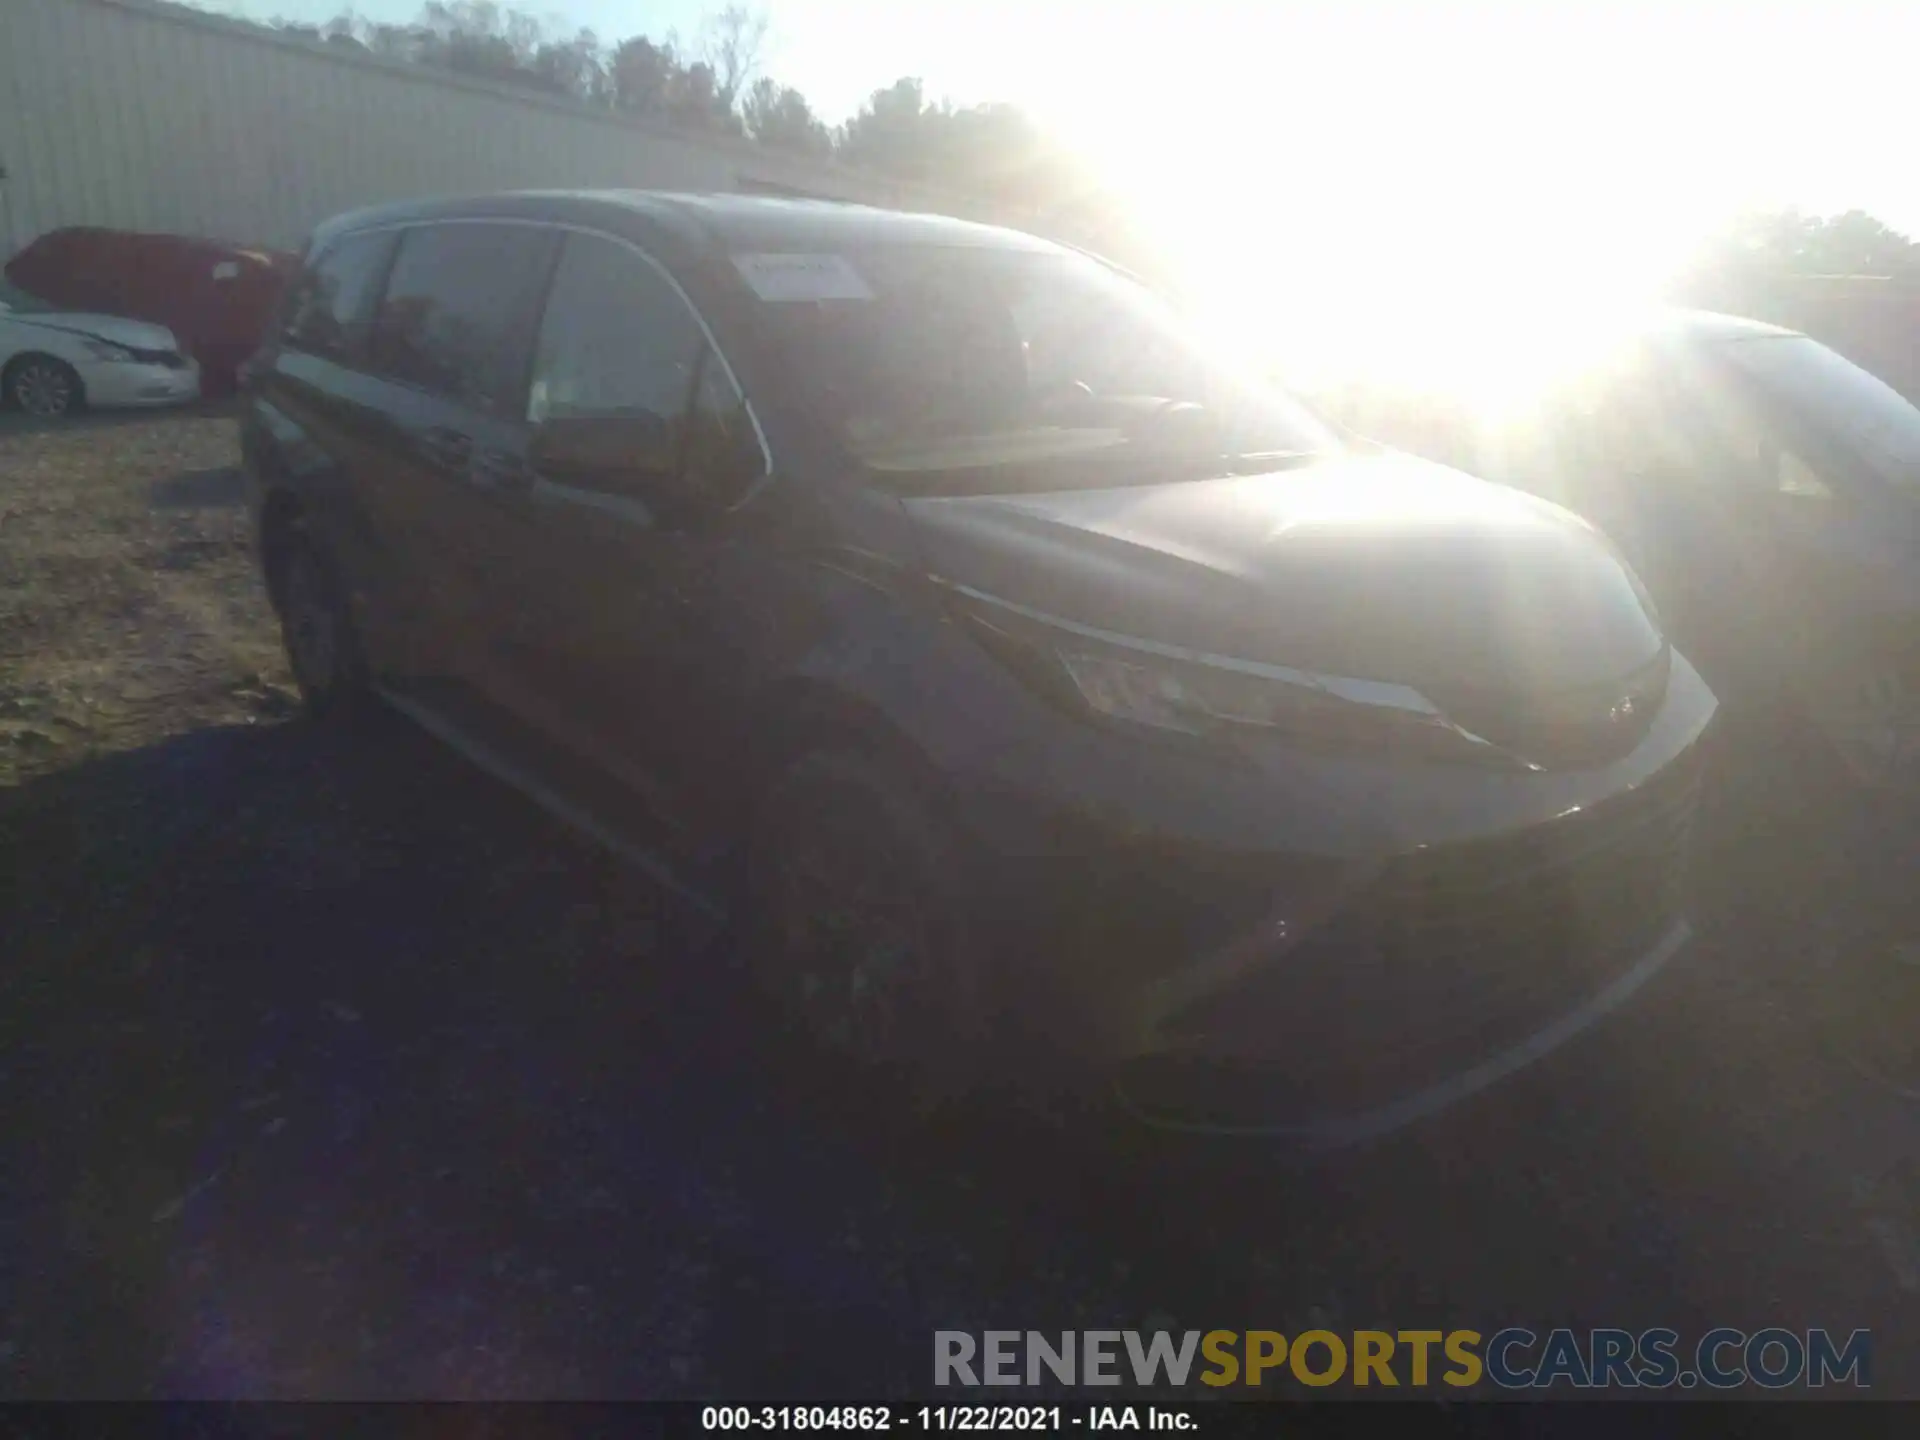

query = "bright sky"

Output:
[[217, 0, 1920, 377]]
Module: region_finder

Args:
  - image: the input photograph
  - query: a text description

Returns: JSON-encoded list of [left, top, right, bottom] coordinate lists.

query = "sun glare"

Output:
[[1133, 165, 1670, 422], [1118, 132, 1691, 410], [1029, 4, 1797, 406]]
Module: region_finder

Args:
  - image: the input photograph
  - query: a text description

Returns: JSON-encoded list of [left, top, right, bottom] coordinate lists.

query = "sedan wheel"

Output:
[[7, 358, 80, 417]]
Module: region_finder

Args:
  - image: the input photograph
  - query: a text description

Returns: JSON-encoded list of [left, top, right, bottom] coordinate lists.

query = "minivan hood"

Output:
[[902, 453, 1666, 701], [4, 308, 181, 351]]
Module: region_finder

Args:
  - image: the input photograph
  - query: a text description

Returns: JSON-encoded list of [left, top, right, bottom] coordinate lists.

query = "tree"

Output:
[[1794, 210, 1920, 274], [280, 2, 606, 99], [322, 12, 369, 52], [1671, 207, 1920, 312], [417, 1, 531, 84], [742, 77, 832, 158], [837, 78, 942, 180], [249, 3, 1129, 251], [531, 29, 608, 104], [939, 102, 1079, 213], [1687, 208, 1920, 281], [610, 34, 677, 115], [832, 80, 1093, 220], [662, 58, 740, 134], [699, 4, 768, 113]]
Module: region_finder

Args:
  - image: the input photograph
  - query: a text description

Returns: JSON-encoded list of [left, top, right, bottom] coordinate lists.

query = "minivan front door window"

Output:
[[527, 231, 704, 489], [684, 350, 764, 507]]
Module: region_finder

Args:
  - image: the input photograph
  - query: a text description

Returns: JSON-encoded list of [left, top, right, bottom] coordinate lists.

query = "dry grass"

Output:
[[0, 412, 296, 786]]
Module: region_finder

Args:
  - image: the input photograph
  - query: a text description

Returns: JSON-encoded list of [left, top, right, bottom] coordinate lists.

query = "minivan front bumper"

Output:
[[1114, 915, 1692, 1144], [936, 643, 1715, 1145], [1072, 724, 1704, 1143]]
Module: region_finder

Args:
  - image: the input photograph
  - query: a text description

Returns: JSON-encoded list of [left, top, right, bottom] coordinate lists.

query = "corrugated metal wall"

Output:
[[0, 0, 946, 256]]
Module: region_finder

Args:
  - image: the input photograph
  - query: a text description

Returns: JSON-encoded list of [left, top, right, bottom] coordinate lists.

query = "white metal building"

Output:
[[0, 0, 970, 258]]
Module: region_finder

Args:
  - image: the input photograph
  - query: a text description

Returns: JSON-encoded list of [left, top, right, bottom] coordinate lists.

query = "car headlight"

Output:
[[947, 585, 1517, 765], [80, 337, 137, 363]]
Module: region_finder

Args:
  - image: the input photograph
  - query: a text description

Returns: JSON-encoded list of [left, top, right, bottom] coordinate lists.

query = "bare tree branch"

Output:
[[699, 4, 768, 112]]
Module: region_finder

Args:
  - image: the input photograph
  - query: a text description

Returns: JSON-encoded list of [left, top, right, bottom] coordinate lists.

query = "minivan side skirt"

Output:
[[377, 684, 728, 921]]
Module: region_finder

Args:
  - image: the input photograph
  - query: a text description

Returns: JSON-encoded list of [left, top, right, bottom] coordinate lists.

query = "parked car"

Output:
[[5, 227, 295, 397], [1323, 311, 1920, 793], [240, 192, 1717, 1141], [1681, 273, 1920, 407], [0, 280, 201, 416]]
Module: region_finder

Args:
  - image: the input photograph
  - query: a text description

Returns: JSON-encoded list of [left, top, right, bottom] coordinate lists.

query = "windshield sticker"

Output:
[[733, 253, 874, 302]]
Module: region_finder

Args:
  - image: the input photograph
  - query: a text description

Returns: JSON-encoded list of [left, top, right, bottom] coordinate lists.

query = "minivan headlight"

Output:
[[949, 587, 1514, 764]]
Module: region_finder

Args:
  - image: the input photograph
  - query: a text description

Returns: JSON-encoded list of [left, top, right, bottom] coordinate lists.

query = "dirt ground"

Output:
[[3, 410, 1919, 1399]]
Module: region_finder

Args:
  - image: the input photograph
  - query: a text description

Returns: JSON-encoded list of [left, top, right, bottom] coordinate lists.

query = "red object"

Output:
[[5, 227, 298, 396]]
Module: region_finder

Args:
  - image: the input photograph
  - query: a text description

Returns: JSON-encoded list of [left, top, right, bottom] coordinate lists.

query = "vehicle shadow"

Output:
[[149, 465, 245, 510], [0, 713, 1104, 1397], [1, 707, 1914, 1396], [0, 713, 732, 1395]]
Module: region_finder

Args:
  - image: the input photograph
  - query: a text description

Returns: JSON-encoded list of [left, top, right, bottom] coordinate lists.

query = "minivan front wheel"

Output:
[[745, 747, 987, 1105], [278, 535, 366, 717]]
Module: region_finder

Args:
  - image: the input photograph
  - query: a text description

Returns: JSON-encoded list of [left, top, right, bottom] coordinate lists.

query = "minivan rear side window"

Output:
[[282, 229, 396, 362], [368, 223, 555, 416]]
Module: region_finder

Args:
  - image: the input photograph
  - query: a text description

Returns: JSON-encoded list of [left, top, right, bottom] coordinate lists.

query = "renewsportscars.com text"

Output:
[[933, 1328, 1871, 1390]]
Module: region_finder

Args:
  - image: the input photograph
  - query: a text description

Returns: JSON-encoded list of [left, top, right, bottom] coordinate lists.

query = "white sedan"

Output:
[[1, 288, 201, 417]]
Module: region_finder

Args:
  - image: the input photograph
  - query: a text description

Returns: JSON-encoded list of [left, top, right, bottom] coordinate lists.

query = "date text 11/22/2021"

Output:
[[701, 1408, 1192, 1431]]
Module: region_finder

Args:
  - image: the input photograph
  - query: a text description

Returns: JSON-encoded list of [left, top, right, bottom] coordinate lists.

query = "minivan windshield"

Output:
[[1717, 334, 1920, 489], [735, 244, 1339, 492]]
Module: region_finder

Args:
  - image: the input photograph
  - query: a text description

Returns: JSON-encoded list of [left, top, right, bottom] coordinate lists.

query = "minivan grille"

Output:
[[1170, 742, 1704, 1086]]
